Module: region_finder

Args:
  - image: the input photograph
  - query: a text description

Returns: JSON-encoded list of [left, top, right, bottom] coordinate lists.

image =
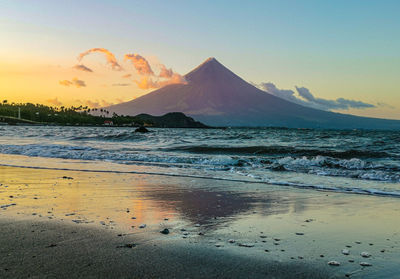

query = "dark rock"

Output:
[[135, 126, 149, 133], [117, 243, 136, 248], [62, 176, 73, 179], [160, 228, 170, 235]]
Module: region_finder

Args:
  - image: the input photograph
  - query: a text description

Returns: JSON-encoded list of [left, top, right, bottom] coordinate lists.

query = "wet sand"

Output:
[[0, 165, 399, 278]]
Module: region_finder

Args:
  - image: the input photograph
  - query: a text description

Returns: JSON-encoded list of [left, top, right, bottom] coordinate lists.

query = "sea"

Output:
[[0, 126, 399, 197]]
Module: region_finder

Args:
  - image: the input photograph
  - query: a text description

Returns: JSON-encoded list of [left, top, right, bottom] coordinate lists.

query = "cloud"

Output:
[[156, 73, 187, 87], [134, 76, 158, 89], [71, 77, 86, 88], [73, 64, 93, 72], [112, 83, 131, 87], [258, 82, 375, 111], [159, 64, 174, 78], [47, 97, 63, 106], [124, 54, 154, 76], [82, 99, 114, 108], [71, 48, 186, 90], [260, 83, 301, 104], [123, 53, 186, 89], [84, 100, 100, 108], [377, 102, 396, 109], [59, 80, 73, 87], [78, 48, 122, 71], [134, 74, 187, 89], [101, 99, 114, 107], [59, 77, 86, 88], [295, 86, 375, 110]]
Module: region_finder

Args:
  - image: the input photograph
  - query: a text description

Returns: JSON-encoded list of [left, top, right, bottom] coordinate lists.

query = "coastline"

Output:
[[1, 165, 399, 278]]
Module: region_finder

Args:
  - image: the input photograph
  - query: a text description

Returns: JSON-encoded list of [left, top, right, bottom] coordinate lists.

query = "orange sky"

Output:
[[1, 1, 399, 119]]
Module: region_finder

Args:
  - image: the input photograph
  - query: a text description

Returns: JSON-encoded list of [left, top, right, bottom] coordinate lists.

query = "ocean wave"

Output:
[[165, 145, 395, 159], [1, 162, 400, 199], [71, 132, 147, 141], [0, 143, 399, 183]]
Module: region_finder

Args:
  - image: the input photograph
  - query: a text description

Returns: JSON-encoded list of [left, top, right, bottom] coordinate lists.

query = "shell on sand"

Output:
[[228, 239, 235, 243], [360, 262, 372, 267], [139, 224, 146, 228], [328, 261, 340, 266]]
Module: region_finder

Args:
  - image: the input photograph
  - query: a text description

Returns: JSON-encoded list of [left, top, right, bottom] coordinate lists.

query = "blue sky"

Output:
[[1, 0, 399, 118]]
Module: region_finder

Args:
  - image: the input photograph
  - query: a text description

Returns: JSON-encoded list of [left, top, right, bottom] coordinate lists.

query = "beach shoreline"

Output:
[[1, 165, 399, 278]]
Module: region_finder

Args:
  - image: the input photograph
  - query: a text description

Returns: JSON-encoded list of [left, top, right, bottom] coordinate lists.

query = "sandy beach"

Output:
[[1, 164, 399, 278]]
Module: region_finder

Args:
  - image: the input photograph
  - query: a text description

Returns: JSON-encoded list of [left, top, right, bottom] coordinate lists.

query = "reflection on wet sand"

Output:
[[141, 188, 293, 230], [1, 166, 400, 279], [0, 166, 295, 232]]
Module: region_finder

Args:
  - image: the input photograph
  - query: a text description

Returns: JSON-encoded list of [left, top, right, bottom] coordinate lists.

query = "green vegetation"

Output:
[[0, 100, 208, 128], [0, 100, 146, 126]]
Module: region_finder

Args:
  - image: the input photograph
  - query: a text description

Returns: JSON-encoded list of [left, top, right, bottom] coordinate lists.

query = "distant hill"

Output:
[[106, 57, 400, 130], [0, 103, 208, 128], [136, 112, 208, 128]]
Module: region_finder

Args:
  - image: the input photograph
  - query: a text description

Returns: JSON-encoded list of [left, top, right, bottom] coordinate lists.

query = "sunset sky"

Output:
[[1, 0, 399, 119]]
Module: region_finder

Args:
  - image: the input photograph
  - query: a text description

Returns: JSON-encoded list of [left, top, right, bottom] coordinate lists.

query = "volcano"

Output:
[[106, 58, 400, 129]]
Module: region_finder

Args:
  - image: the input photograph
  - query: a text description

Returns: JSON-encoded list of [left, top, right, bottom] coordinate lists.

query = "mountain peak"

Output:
[[185, 57, 235, 82], [196, 57, 220, 68], [204, 57, 217, 62]]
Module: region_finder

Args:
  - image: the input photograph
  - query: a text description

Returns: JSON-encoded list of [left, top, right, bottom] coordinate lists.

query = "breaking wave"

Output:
[[166, 145, 395, 159], [0, 126, 399, 196]]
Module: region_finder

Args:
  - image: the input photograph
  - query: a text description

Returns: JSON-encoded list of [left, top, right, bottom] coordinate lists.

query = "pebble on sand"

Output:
[[116, 243, 136, 248], [342, 249, 350, 255], [238, 243, 254, 248], [160, 228, 169, 234], [139, 224, 146, 229], [295, 232, 304, 236], [215, 243, 224, 247], [360, 262, 372, 267], [328, 261, 340, 266], [228, 239, 235, 243], [360, 252, 371, 258]]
